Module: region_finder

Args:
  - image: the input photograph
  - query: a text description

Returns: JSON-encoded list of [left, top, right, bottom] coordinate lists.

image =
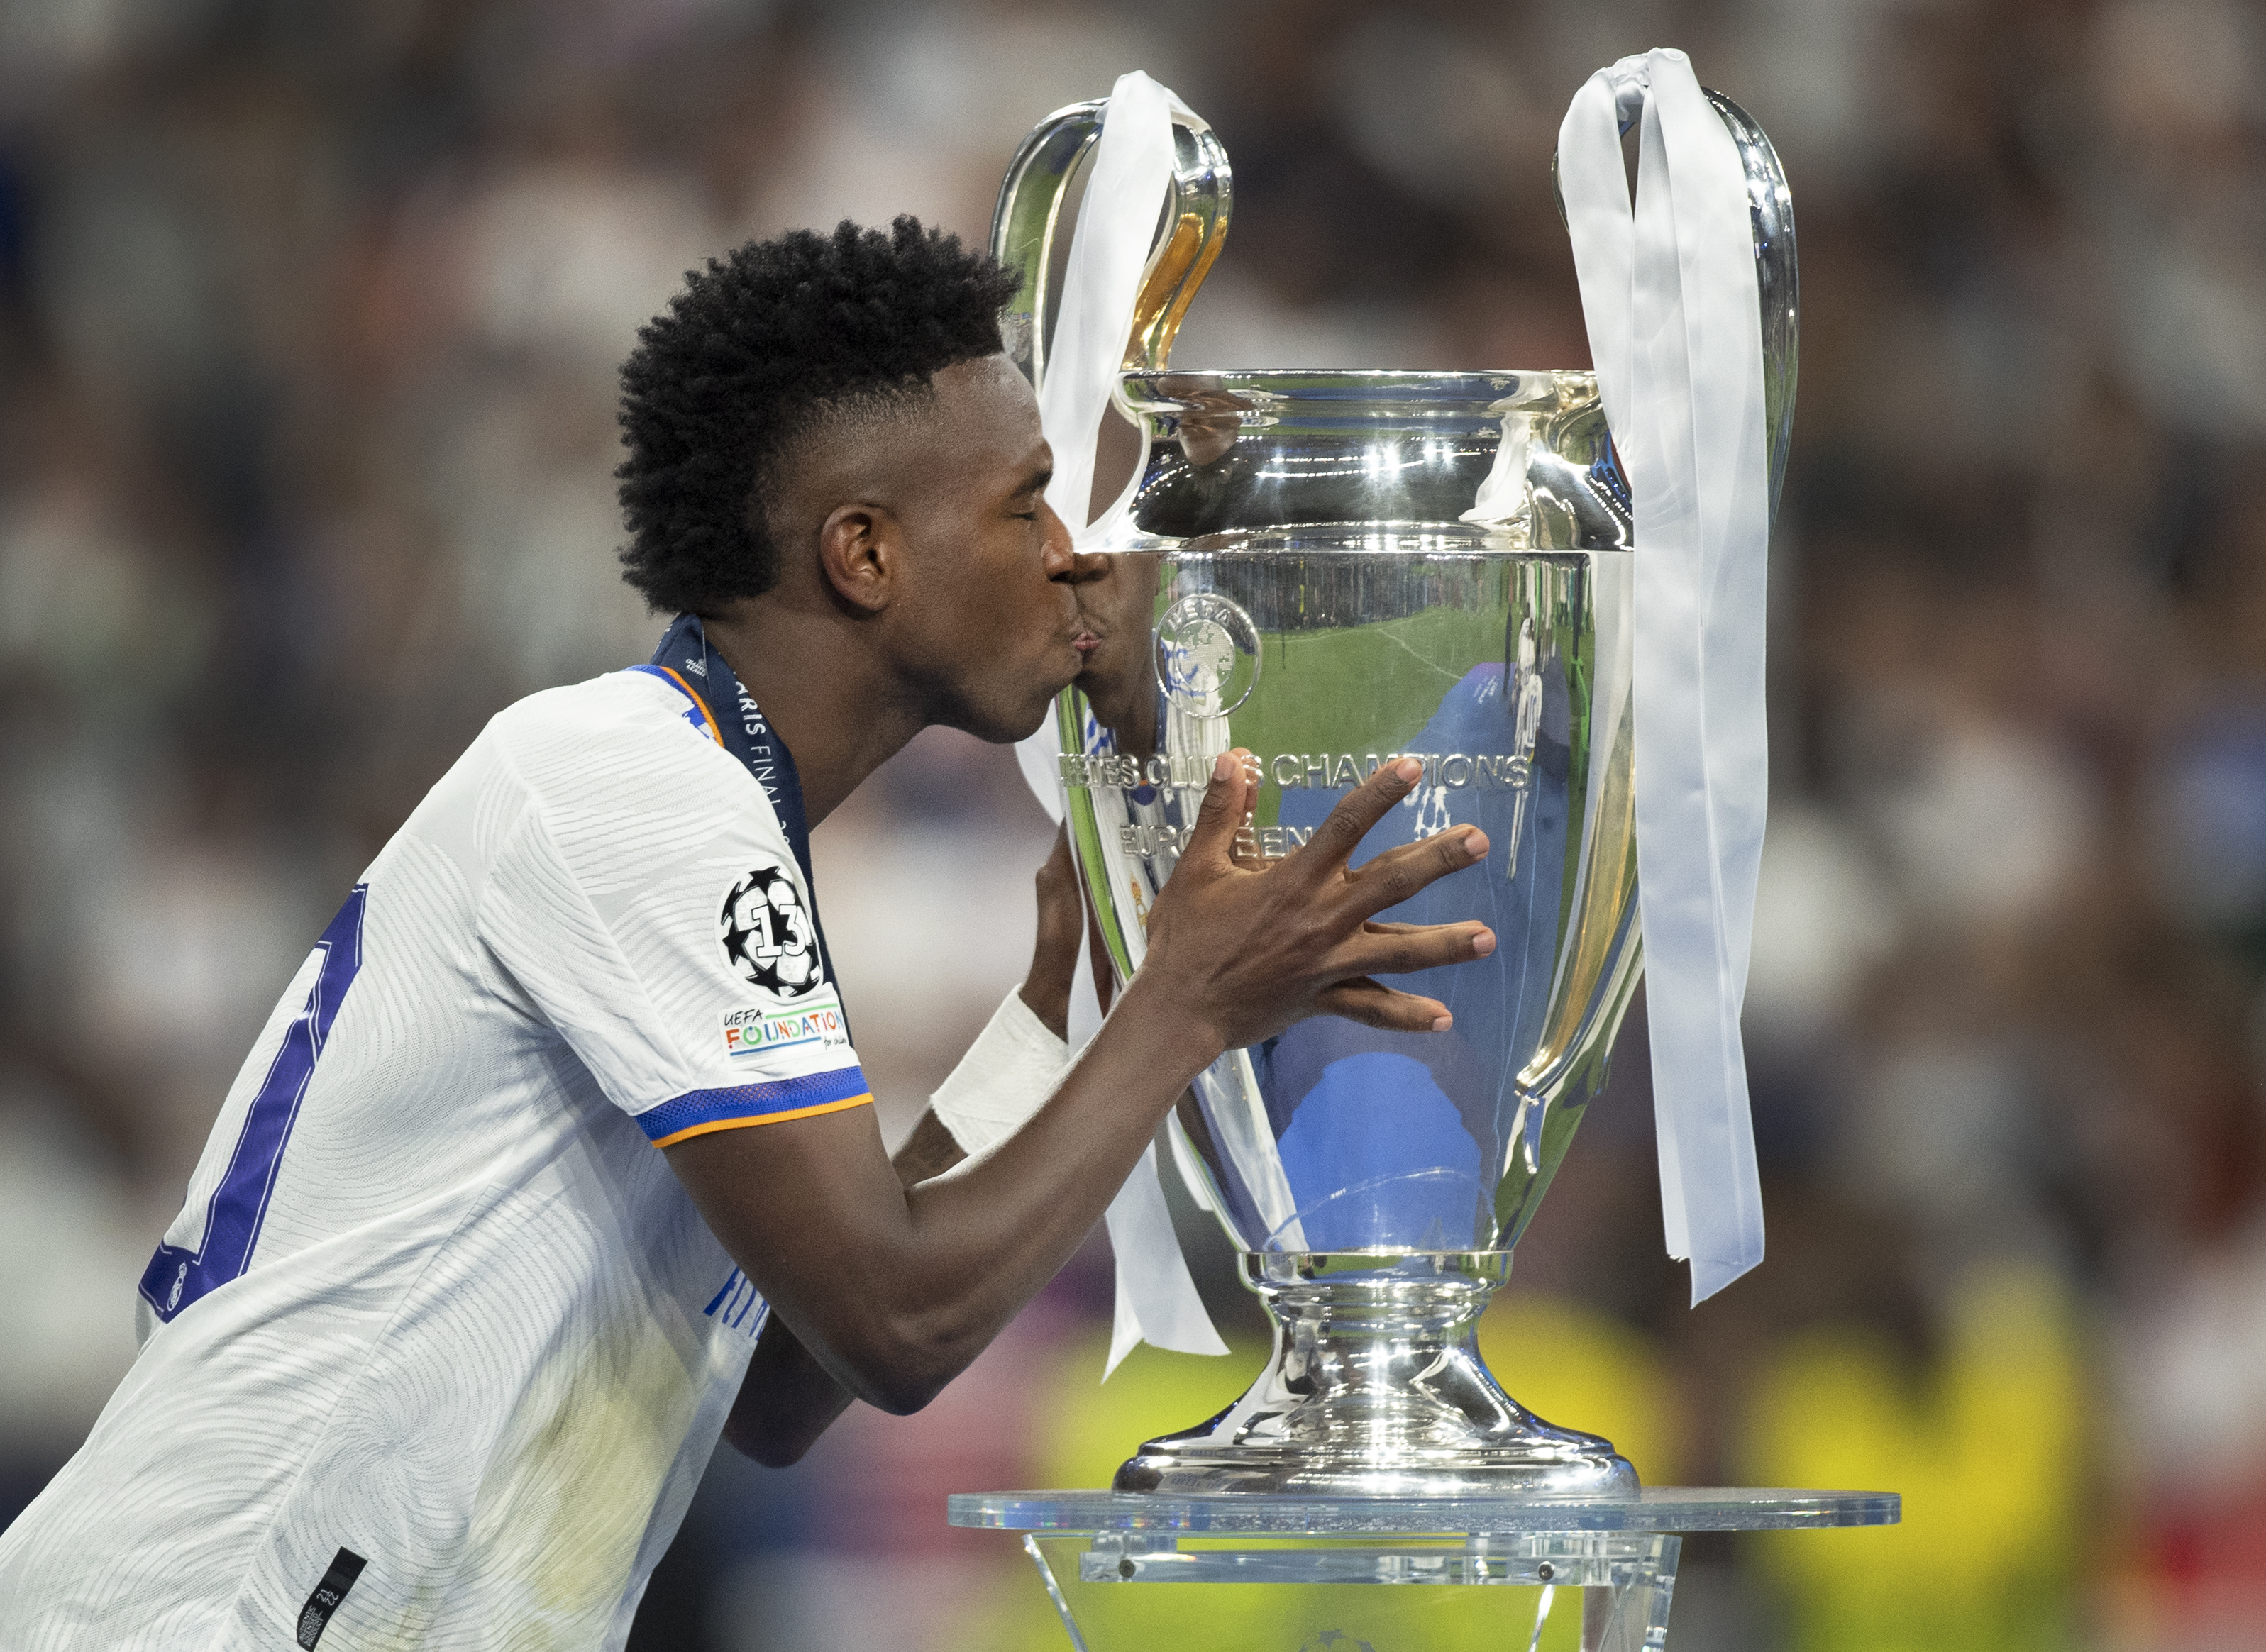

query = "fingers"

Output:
[[1338, 919, 1495, 979], [1300, 757, 1426, 880], [1339, 824, 1491, 919], [1315, 977, 1454, 1034], [1181, 748, 1252, 870]]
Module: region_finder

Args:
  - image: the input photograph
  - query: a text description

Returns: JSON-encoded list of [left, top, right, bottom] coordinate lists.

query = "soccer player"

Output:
[[0, 218, 1496, 1648]]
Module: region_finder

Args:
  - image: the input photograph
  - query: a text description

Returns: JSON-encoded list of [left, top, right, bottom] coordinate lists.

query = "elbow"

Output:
[[848, 1342, 956, 1417], [836, 1307, 980, 1417], [860, 1371, 948, 1419]]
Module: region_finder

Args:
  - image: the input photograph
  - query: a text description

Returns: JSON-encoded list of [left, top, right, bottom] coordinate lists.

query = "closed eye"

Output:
[[1011, 462, 1054, 523]]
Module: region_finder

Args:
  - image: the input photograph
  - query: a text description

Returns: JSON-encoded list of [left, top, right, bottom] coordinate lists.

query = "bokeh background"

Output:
[[4, 1, 2265, 1648]]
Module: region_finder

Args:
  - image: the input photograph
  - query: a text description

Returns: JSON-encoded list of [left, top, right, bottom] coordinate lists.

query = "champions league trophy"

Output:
[[992, 85, 1796, 1498]]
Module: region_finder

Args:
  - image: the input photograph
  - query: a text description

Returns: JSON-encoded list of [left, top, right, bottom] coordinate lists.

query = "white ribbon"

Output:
[[1558, 50, 1768, 1304], [1014, 71, 1227, 1374], [1035, 69, 1187, 548]]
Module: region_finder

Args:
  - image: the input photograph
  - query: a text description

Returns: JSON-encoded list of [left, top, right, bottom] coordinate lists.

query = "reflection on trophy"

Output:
[[993, 88, 1796, 1498]]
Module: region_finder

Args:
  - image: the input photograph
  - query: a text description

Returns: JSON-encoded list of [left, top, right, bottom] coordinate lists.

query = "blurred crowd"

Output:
[[4, 1, 2265, 1648]]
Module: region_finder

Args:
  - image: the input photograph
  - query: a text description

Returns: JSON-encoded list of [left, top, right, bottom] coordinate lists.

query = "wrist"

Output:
[[1107, 970, 1227, 1083], [1017, 975, 1071, 1043], [929, 987, 1071, 1156]]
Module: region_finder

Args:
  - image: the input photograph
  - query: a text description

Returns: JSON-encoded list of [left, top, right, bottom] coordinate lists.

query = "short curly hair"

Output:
[[616, 216, 1019, 613]]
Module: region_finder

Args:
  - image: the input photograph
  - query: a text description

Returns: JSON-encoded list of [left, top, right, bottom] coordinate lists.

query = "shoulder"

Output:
[[480, 672, 787, 869], [483, 672, 734, 804], [394, 674, 700, 882], [488, 670, 696, 763]]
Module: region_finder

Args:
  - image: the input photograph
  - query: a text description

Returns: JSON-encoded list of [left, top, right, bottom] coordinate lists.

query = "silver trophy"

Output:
[[993, 94, 1796, 1497]]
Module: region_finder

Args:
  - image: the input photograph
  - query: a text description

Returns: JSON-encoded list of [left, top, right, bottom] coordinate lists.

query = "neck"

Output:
[[701, 600, 922, 826]]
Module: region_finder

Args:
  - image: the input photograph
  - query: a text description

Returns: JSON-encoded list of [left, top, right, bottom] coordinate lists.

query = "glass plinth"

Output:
[[948, 1488, 1899, 1651]]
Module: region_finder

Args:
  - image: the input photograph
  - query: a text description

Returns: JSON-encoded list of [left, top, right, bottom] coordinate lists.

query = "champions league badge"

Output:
[[719, 861, 824, 999], [1154, 592, 1261, 717]]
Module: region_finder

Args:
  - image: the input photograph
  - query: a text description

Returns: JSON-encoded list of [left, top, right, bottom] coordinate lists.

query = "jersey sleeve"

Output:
[[477, 684, 871, 1146]]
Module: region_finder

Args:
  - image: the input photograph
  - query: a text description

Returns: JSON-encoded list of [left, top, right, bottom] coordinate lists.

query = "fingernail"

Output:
[[1471, 927, 1496, 956], [1430, 1014, 1454, 1033], [1213, 750, 1236, 781], [1462, 830, 1487, 859], [1393, 757, 1422, 784]]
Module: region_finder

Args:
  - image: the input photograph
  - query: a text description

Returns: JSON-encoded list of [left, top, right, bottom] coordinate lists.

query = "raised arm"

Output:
[[720, 828, 1081, 1464], [673, 753, 1493, 1436]]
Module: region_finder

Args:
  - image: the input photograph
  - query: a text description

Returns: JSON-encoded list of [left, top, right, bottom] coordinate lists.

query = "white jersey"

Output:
[[0, 666, 870, 1651]]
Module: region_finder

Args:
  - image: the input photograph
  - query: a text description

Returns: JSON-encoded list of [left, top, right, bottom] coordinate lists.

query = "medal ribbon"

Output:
[[636, 613, 846, 1030]]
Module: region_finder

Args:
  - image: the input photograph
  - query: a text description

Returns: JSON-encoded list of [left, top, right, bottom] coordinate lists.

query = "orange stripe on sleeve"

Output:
[[649, 1093, 873, 1148]]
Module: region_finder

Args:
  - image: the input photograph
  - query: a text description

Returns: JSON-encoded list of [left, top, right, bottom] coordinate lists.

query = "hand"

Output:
[[1131, 750, 1494, 1055], [1017, 824, 1083, 1040]]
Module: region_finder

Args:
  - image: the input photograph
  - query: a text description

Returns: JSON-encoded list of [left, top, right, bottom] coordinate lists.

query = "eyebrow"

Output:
[[1014, 465, 1052, 498]]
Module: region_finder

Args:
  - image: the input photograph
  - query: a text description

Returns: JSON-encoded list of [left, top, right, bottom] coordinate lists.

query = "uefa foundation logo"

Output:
[[719, 860, 824, 999]]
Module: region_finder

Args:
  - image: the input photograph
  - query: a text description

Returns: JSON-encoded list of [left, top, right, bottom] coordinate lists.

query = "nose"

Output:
[[1039, 498, 1078, 580]]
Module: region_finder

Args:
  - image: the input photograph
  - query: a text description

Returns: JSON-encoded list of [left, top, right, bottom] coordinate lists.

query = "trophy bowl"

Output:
[[996, 91, 1793, 1499]]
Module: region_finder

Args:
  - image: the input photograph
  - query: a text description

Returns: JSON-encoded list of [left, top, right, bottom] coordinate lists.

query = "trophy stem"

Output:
[[1114, 1252, 1639, 1498]]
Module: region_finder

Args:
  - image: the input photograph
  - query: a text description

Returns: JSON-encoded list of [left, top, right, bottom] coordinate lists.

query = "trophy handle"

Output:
[[1549, 88, 1799, 523], [1704, 90, 1799, 525], [988, 96, 1233, 388]]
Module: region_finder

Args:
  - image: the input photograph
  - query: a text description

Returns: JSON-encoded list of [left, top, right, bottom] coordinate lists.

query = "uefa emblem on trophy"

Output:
[[991, 67, 1796, 1498]]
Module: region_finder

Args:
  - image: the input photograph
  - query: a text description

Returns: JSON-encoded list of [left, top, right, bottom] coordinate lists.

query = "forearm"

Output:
[[686, 976, 1216, 1416], [902, 996, 1198, 1309], [858, 981, 1212, 1400]]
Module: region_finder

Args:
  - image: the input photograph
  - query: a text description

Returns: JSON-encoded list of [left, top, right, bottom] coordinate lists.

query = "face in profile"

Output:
[[883, 355, 1083, 743]]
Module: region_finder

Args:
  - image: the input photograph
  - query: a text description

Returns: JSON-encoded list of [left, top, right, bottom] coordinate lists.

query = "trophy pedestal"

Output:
[[948, 1487, 1899, 1651], [1115, 1253, 1637, 1499]]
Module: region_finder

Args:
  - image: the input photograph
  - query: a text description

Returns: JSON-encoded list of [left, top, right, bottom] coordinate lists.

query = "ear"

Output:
[[814, 501, 900, 614]]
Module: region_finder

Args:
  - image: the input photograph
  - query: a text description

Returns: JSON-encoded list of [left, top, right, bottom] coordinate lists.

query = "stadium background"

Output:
[[2, 1, 2264, 1647]]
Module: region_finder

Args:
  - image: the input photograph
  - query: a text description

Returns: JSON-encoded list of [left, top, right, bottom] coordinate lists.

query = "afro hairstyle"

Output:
[[615, 216, 1020, 614]]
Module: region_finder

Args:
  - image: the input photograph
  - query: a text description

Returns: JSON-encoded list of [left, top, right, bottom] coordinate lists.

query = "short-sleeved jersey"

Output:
[[0, 665, 869, 1650]]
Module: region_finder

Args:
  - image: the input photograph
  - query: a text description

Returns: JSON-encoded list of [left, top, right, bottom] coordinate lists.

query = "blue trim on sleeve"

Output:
[[636, 1065, 872, 1143]]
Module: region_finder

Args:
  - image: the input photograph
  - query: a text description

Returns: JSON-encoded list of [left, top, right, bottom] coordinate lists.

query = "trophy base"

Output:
[[1114, 1251, 1638, 1499]]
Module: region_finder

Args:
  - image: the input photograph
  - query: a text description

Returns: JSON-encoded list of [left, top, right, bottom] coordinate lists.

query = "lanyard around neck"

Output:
[[636, 614, 816, 888]]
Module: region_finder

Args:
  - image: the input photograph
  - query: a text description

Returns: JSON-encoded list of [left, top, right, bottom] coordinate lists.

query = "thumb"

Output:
[[1182, 748, 1251, 869]]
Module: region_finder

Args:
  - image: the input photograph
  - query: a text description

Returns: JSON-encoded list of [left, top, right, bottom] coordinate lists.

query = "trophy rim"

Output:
[[1117, 365, 1598, 417], [1120, 366, 1593, 380]]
